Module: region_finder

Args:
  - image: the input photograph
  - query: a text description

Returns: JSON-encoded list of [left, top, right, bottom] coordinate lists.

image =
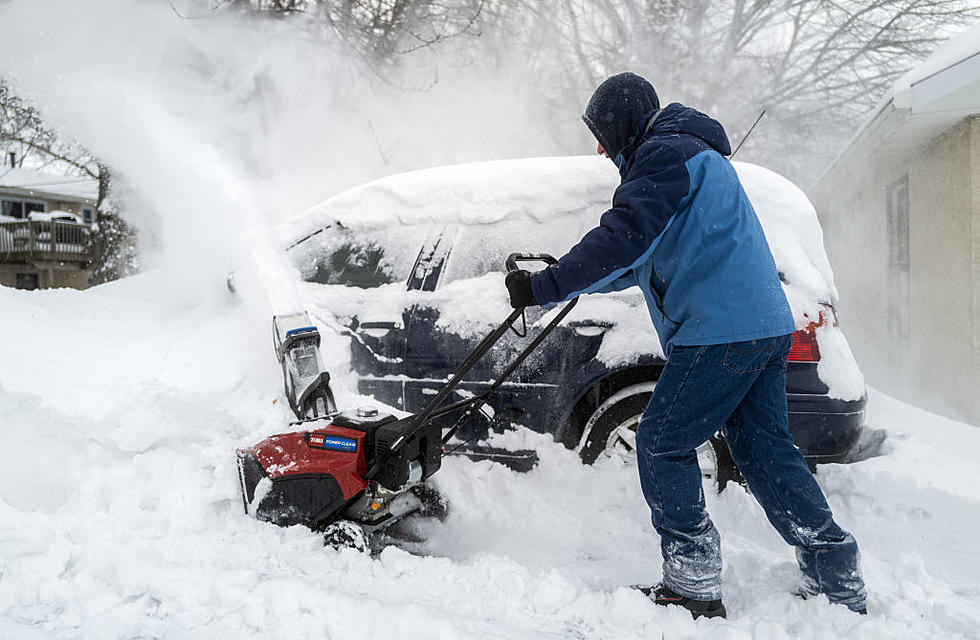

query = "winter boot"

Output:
[[794, 588, 867, 615], [634, 584, 727, 619]]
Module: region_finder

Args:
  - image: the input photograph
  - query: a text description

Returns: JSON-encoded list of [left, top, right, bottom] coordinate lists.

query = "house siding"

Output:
[[0, 263, 91, 290], [908, 117, 977, 420], [812, 115, 980, 424], [973, 117, 980, 423]]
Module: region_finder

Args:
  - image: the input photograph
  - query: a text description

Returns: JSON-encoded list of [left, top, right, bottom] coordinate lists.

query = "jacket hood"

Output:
[[582, 72, 660, 159], [634, 103, 732, 158]]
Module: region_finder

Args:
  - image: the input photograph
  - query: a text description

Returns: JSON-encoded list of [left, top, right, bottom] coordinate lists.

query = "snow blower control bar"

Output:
[[364, 253, 577, 480]]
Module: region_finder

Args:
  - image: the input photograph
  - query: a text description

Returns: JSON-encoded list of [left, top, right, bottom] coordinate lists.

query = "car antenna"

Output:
[[730, 109, 766, 159]]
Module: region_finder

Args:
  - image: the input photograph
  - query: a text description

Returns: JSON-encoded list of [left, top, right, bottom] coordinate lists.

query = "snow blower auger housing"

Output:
[[237, 406, 440, 530], [237, 254, 577, 536]]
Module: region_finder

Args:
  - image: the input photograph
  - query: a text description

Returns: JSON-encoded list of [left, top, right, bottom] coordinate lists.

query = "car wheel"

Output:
[[575, 382, 740, 491]]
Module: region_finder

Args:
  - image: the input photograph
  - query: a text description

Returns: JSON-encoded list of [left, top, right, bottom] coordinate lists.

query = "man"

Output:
[[505, 72, 867, 619]]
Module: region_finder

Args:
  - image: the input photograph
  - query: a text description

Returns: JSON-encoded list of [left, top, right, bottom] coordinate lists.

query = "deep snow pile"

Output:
[[2, 274, 980, 639]]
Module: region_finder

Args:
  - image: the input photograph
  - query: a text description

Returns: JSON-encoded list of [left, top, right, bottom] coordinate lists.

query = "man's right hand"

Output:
[[505, 270, 539, 309]]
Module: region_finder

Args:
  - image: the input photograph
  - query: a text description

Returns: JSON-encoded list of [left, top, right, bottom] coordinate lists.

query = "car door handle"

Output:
[[357, 321, 403, 337], [568, 320, 613, 336]]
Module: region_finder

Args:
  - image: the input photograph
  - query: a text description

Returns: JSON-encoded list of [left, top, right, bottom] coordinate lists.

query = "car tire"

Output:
[[575, 383, 740, 492]]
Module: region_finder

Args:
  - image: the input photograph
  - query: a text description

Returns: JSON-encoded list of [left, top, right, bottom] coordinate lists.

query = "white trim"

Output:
[[911, 50, 980, 112]]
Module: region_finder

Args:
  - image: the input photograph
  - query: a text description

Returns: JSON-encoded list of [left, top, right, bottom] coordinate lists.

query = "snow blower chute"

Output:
[[237, 254, 577, 537]]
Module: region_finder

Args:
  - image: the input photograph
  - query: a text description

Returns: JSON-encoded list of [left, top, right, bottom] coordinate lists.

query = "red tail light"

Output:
[[788, 329, 821, 362], [788, 307, 835, 362]]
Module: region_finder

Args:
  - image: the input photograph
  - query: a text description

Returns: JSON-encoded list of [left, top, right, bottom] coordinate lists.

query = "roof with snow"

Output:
[[0, 167, 98, 203], [818, 22, 980, 178]]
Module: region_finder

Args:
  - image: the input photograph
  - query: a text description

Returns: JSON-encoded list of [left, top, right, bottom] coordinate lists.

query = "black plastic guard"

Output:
[[238, 451, 347, 529], [238, 452, 267, 507], [255, 474, 347, 529]]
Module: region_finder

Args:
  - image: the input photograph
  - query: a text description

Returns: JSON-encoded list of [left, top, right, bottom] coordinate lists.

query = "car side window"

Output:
[[309, 240, 392, 288], [438, 215, 595, 285]]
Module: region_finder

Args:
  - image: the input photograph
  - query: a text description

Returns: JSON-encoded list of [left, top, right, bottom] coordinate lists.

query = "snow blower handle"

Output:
[[506, 252, 557, 273], [505, 253, 556, 335]]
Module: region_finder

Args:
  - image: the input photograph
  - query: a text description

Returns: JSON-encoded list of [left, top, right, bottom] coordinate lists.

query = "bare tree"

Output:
[[493, 0, 980, 181], [7, 0, 977, 194], [89, 164, 140, 286], [218, 0, 486, 62], [1, 79, 99, 179]]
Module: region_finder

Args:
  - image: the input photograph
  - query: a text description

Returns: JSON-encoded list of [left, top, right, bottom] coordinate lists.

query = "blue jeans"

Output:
[[635, 334, 867, 610]]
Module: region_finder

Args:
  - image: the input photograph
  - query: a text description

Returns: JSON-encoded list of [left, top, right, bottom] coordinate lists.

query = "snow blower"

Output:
[[237, 254, 577, 544]]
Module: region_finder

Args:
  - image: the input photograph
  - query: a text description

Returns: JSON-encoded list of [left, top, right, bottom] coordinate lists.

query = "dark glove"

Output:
[[505, 269, 539, 309]]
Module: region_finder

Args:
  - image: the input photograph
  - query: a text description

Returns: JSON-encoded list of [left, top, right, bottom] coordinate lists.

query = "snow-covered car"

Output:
[[281, 156, 868, 483]]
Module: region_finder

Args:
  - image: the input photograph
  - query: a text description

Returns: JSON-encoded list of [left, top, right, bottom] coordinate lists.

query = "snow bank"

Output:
[[2, 281, 979, 638]]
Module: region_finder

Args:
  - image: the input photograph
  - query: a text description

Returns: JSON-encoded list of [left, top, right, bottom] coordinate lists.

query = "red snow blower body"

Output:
[[237, 254, 576, 535], [237, 406, 441, 531]]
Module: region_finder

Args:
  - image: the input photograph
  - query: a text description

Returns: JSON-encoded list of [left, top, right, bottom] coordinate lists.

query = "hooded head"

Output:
[[582, 72, 660, 161]]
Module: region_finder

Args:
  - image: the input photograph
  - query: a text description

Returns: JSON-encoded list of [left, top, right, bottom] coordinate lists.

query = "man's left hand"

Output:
[[505, 270, 539, 309]]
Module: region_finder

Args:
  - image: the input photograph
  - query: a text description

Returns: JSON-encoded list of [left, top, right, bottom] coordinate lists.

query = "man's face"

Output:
[[597, 142, 610, 158]]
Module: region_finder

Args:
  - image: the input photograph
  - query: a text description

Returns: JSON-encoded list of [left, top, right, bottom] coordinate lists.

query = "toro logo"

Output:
[[309, 433, 325, 447]]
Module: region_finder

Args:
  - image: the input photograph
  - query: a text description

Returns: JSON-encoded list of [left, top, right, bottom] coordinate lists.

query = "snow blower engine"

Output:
[[237, 254, 577, 537]]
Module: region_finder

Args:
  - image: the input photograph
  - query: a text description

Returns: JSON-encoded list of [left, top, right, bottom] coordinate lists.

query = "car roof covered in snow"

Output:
[[281, 155, 839, 309], [280, 156, 618, 238]]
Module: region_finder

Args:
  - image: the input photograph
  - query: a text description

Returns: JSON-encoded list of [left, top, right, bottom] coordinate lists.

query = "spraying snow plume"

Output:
[[0, 0, 568, 306]]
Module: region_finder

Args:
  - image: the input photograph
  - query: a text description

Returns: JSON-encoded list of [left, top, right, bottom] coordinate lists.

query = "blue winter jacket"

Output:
[[530, 102, 795, 354]]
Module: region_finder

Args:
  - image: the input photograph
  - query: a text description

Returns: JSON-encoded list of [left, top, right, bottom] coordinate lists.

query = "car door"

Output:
[[350, 227, 456, 410], [398, 218, 592, 436]]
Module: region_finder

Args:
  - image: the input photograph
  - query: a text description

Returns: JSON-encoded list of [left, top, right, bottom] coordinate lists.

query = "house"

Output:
[[809, 24, 980, 424], [0, 167, 99, 290]]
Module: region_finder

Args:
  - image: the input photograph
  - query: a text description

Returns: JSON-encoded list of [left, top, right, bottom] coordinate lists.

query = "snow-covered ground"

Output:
[[2, 272, 980, 639]]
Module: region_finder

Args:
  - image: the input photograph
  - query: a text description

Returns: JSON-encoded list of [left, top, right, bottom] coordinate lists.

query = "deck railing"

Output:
[[0, 220, 94, 264]]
